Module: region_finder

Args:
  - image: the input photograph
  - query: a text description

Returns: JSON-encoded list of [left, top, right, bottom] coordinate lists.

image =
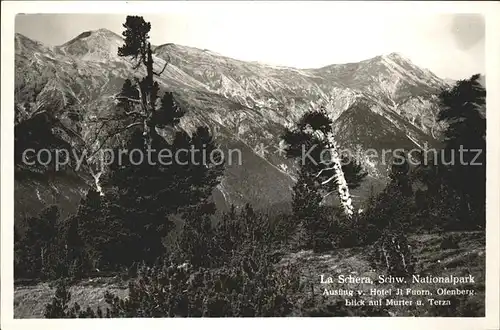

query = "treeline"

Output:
[[13, 15, 485, 317]]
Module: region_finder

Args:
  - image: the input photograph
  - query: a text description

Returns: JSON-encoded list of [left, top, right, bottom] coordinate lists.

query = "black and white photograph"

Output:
[[2, 1, 499, 327]]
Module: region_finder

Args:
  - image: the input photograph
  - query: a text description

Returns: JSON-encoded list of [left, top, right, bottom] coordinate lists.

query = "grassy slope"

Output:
[[14, 231, 485, 318], [14, 277, 128, 319]]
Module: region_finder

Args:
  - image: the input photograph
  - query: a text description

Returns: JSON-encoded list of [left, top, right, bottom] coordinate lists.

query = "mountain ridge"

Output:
[[17, 29, 447, 75], [14, 29, 450, 220]]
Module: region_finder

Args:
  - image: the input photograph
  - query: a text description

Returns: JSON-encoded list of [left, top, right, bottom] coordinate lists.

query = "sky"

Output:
[[15, 12, 485, 80]]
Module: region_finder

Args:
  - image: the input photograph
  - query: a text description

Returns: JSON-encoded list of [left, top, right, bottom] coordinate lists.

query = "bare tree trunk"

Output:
[[310, 129, 355, 218], [325, 141, 354, 218]]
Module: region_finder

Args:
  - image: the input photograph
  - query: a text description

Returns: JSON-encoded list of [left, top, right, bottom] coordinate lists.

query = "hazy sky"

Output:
[[15, 12, 485, 80]]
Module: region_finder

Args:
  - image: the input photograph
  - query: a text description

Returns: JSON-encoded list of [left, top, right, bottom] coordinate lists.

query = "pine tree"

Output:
[[59, 215, 86, 278], [44, 282, 73, 318], [412, 74, 486, 231], [283, 108, 367, 248], [213, 204, 241, 263], [366, 151, 414, 232], [116, 78, 140, 115], [179, 208, 215, 268], [438, 74, 486, 229], [291, 166, 322, 248], [81, 16, 186, 192], [14, 226, 27, 278], [115, 15, 181, 147], [366, 153, 416, 276], [387, 150, 412, 198], [17, 205, 63, 279], [155, 92, 184, 128], [283, 108, 367, 218], [72, 188, 133, 270], [94, 16, 224, 267]]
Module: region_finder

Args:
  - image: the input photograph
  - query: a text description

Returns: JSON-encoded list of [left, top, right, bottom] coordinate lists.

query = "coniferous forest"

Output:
[[13, 16, 487, 318]]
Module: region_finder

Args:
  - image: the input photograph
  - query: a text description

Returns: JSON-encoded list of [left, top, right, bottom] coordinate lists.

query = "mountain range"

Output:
[[14, 28, 453, 221]]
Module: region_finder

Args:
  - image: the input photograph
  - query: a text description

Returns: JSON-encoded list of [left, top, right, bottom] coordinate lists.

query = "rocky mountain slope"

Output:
[[14, 28, 451, 220]]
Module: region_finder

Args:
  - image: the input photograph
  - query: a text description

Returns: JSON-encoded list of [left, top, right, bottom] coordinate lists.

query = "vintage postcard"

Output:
[[1, 1, 499, 329]]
